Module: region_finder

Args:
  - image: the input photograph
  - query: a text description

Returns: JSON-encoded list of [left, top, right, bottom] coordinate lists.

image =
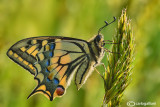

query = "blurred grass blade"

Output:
[[102, 9, 134, 107]]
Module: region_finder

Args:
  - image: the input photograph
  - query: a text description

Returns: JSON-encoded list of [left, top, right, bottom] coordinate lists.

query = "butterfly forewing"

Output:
[[7, 38, 41, 74]]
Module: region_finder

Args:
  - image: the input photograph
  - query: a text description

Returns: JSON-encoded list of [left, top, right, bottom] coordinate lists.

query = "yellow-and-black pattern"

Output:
[[7, 17, 117, 101], [7, 35, 105, 101]]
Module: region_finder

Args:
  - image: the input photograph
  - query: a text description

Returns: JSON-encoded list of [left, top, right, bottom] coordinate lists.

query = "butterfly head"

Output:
[[95, 34, 105, 47], [89, 17, 116, 63], [88, 34, 105, 64]]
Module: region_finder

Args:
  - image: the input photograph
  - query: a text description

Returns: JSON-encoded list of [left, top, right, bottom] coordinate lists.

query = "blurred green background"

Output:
[[0, 0, 160, 107]]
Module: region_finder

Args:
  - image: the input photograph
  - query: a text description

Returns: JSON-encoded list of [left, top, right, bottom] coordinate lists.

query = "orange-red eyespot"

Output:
[[56, 86, 65, 96]]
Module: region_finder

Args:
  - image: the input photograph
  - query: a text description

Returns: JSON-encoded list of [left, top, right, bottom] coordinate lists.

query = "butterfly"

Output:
[[7, 17, 116, 101]]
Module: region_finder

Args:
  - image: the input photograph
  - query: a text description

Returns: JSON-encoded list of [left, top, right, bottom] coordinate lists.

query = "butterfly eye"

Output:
[[95, 35, 105, 47], [56, 86, 65, 96], [96, 35, 101, 42]]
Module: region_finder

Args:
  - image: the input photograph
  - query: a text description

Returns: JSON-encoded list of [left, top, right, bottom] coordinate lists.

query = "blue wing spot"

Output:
[[53, 78, 59, 85], [45, 69, 50, 73], [50, 44, 55, 50], [46, 60, 50, 66], [49, 52, 53, 57], [47, 78, 51, 82]]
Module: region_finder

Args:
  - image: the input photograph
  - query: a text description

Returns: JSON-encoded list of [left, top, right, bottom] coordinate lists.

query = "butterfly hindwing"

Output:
[[75, 55, 93, 90]]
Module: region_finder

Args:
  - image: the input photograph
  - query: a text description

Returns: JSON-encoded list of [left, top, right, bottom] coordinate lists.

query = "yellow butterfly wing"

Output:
[[7, 36, 97, 101], [30, 39, 91, 100], [7, 37, 46, 75]]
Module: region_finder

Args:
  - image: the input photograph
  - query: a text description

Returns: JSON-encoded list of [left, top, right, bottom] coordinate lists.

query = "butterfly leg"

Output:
[[98, 63, 107, 72], [94, 62, 107, 72], [105, 48, 120, 54], [94, 63, 107, 87], [104, 40, 121, 44]]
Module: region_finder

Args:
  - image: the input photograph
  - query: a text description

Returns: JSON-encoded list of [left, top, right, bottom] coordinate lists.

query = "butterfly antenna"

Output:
[[98, 17, 116, 35]]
